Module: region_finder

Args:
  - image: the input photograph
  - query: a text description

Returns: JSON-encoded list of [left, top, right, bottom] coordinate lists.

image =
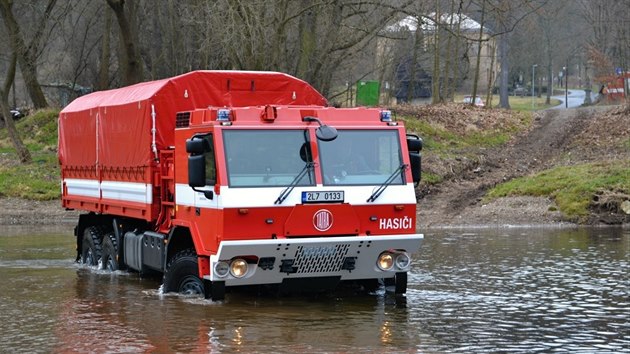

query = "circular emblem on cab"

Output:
[[313, 209, 333, 232]]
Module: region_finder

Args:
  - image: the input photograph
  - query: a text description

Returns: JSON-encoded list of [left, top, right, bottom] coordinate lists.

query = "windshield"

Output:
[[318, 130, 403, 186], [223, 130, 314, 187]]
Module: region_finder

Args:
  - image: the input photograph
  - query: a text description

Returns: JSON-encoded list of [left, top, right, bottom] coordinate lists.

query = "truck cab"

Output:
[[170, 105, 423, 299]]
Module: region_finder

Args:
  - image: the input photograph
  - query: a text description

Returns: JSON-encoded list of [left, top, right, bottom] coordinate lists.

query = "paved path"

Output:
[[550, 89, 593, 109]]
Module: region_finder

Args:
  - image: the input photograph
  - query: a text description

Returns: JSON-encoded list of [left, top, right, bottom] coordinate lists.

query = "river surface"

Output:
[[0, 225, 628, 353]]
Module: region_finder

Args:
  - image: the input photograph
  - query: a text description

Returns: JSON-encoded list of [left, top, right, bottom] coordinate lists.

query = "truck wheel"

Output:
[[101, 233, 118, 271], [384, 272, 408, 295], [163, 249, 204, 296], [81, 226, 103, 266]]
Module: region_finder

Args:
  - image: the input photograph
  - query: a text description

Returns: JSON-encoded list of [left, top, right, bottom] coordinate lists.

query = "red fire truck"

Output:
[[58, 71, 423, 300]]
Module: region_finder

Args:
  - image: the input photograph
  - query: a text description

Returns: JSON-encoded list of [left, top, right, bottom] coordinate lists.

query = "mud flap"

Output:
[[395, 272, 407, 295], [204, 279, 225, 301], [384, 272, 408, 295]]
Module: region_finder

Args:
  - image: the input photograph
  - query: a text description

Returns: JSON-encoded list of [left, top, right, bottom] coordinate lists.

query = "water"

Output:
[[0, 225, 628, 353]]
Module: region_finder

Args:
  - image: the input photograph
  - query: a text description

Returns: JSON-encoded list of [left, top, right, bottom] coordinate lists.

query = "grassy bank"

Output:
[[0, 109, 60, 200], [396, 104, 629, 222], [486, 161, 630, 221]]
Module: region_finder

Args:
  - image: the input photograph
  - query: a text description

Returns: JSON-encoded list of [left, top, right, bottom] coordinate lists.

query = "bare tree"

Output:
[[106, 0, 143, 85], [468, 0, 486, 106], [406, 15, 424, 103], [448, 1, 466, 101], [0, 0, 56, 109], [98, 4, 112, 90], [442, 0, 458, 101], [61, 2, 104, 92], [580, 0, 629, 109], [431, 0, 442, 104], [0, 51, 31, 163], [296, 0, 318, 81]]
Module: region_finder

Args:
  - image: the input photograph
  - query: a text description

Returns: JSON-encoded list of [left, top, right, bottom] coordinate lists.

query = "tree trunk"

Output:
[[106, 0, 144, 85], [431, 0, 441, 104], [470, 0, 486, 107], [0, 0, 49, 109], [450, 1, 463, 102], [485, 41, 496, 107], [296, 0, 317, 82], [498, 33, 510, 108], [545, 23, 552, 105], [406, 16, 422, 103], [98, 5, 112, 90], [0, 53, 31, 163], [443, 0, 456, 102]]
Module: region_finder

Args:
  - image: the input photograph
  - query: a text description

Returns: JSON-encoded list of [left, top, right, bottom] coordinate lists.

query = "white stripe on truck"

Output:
[[175, 183, 417, 208], [64, 179, 152, 204]]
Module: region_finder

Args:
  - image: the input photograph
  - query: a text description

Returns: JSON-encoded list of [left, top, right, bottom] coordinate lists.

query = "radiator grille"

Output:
[[293, 244, 350, 274]]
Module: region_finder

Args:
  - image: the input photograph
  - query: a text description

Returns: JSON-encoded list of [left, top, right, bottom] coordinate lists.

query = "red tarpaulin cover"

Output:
[[59, 70, 327, 169]]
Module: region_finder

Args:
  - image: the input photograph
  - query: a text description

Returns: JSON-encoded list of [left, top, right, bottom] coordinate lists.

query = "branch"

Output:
[[330, 2, 412, 53], [266, 0, 334, 27], [26, 0, 58, 56], [1, 51, 17, 101]]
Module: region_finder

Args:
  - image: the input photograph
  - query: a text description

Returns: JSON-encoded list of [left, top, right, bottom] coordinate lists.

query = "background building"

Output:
[[377, 14, 498, 105]]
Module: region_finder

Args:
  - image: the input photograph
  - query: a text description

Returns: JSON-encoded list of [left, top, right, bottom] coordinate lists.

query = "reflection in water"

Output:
[[0, 227, 627, 352]]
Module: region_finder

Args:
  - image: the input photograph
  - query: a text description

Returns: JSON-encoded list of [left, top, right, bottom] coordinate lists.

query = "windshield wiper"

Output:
[[366, 164, 408, 203], [274, 162, 314, 204]]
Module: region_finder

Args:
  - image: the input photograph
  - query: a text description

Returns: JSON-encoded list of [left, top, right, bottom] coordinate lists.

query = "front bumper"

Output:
[[205, 234, 423, 286]]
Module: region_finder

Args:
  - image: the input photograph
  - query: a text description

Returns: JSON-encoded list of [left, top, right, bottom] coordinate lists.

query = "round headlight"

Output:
[[377, 252, 394, 271], [230, 259, 248, 278], [214, 261, 229, 277], [395, 252, 411, 269]]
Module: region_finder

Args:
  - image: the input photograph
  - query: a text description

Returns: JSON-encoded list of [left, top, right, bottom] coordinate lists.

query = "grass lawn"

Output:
[[454, 94, 561, 111]]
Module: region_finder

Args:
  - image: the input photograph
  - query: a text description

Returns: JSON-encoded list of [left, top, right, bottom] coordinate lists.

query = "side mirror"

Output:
[[407, 135, 423, 153], [303, 116, 338, 141], [407, 134, 423, 184], [186, 136, 214, 200], [409, 153, 421, 183], [188, 154, 206, 187], [315, 125, 338, 142], [186, 139, 207, 154]]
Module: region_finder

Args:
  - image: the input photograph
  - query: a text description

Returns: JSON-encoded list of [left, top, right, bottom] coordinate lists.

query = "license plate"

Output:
[[301, 191, 344, 203]]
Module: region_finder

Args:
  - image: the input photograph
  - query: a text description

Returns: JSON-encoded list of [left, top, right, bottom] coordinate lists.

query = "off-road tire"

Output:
[[81, 226, 104, 266], [163, 249, 204, 296], [101, 233, 119, 271]]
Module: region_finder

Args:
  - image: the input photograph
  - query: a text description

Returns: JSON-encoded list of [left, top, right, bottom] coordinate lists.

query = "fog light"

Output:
[[214, 261, 229, 277], [377, 252, 394, 271], [395, 252, 411, 269], [230, 259, 248, 278]]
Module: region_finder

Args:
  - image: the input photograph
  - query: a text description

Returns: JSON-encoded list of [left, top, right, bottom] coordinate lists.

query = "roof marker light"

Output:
[[380, 110, 392, 122], [217, 109, 231, 121]]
